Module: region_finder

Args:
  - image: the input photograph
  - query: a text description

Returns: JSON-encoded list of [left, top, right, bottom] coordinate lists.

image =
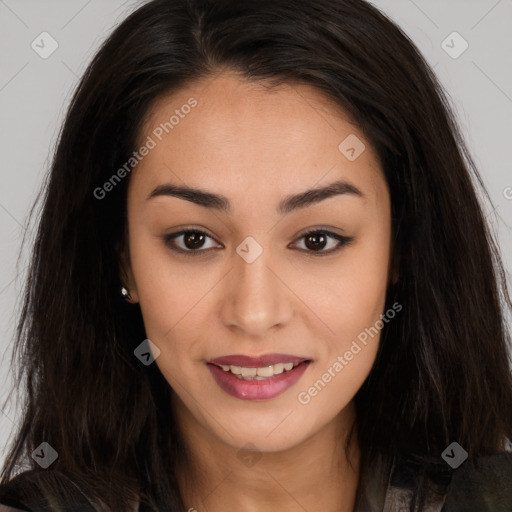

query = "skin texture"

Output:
[[122, 72, 395, 512]]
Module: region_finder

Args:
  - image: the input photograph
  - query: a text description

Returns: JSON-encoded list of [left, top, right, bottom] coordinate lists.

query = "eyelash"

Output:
[[163, 227, 353, 257]]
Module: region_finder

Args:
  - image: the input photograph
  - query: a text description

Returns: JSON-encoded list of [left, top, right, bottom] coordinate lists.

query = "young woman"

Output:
[[1, 0, 511, 511]]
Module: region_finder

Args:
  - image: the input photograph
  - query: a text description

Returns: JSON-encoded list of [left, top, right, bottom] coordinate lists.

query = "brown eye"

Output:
[[164, 230, 221, 254], [182, 232, 206, 250], [304, 232, 328, 251], [292, 230, 354, 256]]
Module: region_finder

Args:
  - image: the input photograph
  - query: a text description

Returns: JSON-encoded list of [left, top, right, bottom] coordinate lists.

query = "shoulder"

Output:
[[0, 469, 98, 511], [384, 450, 512, 512], [442, 452, 512, 511]]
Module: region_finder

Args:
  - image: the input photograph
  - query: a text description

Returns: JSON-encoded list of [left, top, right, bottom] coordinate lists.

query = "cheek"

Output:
[[297, 339, 379, 418], [128, 230, 194, 344], [128, 228, 223, 380], [311, 224, 390, 389], [312, 225, 391, 338], [298, 256, 389, 413]]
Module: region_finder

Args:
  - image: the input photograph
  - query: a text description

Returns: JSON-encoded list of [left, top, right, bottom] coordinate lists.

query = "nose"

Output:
[[219, 242, 294, 338]]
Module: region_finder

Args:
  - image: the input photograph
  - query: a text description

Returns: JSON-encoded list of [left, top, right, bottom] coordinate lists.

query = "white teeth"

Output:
[[273, 363, 284, 374], [241, 367, 257, 377], [219, 361, 304, 380], [256, 366, 274, 377]]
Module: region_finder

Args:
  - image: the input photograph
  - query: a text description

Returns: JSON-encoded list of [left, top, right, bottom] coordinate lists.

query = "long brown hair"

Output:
[[2, 0, 511, 510]]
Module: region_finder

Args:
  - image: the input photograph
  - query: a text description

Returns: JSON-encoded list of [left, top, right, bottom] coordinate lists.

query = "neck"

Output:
[[173, 397, 360, 512]]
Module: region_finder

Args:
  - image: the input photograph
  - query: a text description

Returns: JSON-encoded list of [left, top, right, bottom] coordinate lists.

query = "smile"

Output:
[[217, 361, 301, 380], [207, 355, 312, 401]]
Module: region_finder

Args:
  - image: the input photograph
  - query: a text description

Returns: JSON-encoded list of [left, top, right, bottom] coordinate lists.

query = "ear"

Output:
[[117, 240, 139, 303]]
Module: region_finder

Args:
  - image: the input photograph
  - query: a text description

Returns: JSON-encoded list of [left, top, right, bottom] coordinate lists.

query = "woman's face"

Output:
[[123, 72, 394, 452]]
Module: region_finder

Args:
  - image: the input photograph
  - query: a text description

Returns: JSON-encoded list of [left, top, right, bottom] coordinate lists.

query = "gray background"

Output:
[[0, 0, 511, 468]]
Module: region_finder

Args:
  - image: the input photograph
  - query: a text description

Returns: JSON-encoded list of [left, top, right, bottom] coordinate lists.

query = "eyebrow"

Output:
[[146, 179, 364, 215]]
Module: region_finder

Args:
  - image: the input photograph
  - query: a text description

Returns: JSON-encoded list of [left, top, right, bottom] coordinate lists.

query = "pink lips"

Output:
[[208, 353, 309, 368], [207, 353, 312, 401]]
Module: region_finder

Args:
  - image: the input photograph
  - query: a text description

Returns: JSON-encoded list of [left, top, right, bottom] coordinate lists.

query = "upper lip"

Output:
[[208, 353, 311, 368]]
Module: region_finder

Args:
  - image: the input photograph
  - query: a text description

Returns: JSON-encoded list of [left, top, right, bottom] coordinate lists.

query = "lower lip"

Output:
[[207, 362, 310, 401]]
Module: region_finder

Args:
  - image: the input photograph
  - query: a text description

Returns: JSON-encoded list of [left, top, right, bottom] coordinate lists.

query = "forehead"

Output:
[[131, 72, 387, 209]]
